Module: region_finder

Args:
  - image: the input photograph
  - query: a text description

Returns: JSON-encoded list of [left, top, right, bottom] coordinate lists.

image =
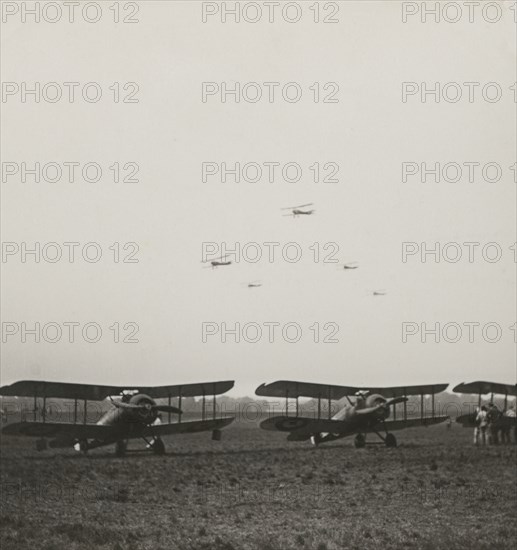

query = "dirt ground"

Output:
[[1, 420, 516, 550]]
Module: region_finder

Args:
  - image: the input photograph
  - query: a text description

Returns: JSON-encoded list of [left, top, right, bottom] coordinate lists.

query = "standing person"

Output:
[[503, 405, 516, 444], [472, 406, 480, 444], [500, 408, 512, 444], [487, 403, 501, 445], [475, 406, 488, 446]]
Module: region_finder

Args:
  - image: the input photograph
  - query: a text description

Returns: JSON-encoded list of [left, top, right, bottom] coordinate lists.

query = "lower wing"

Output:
[[455, 413, 476, 427], [260, 416, 350, 441], [260, 414, 450, 441], [2, 417, 235, 441], [2, 421, 113, 440], [141, 416, 235, 437], [452, 414, 516, 428], [375, 416, 449, 431]]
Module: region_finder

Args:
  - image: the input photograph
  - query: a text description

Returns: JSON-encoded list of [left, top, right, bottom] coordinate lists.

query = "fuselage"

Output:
[[67, 393, 159, 451], [97, 393, 157, 427], [332, 393, 389, 420], [316, 393, 390, 442]]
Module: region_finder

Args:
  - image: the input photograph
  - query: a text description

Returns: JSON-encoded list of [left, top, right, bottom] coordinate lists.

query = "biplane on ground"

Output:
[[256, 380, 449, 448], [0, 380, 235, 456], [453, 380, 517, 428]]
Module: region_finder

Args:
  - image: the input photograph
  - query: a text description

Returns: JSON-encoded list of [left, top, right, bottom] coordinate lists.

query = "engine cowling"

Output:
[[367, 394, 390, 420], [129, 394, 158, 424]]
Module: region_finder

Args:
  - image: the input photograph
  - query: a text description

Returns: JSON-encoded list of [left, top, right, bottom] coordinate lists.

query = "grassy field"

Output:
[[1, 420, 516, 550]]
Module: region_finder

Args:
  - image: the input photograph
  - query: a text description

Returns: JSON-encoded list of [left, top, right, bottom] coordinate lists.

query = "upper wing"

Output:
[[135, 381, 234, 399], [281, 203, 313, 210], [0, 379, 235, 401], [365, 384, 449, 397], [0, 380, 120, 401], [1, 421, 113, 439], [256, 381, 448, 400], [140, 417, 235, 437], [256, 381, 359, 400], [453, 381, 517, 396]]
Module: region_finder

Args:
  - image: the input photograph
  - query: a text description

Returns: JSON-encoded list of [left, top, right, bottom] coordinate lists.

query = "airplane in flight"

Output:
[[335, 261, 359, 271], [256, 380, 449, 448], [202, 255, 232, 269], [453, 380, 517, 428], [0, 379, 235, 456], [245, 281, 262, 288], [281, 203, 315, 217]]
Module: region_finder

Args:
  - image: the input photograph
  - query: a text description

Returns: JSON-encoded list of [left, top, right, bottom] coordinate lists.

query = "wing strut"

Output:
[[403, 388, 407, 422], [178, 388, 182, 423], [432, 386, 435, 419], [328, 387, 332, 419], [73, 397, 78, 424], [83, 399, 87, 424], [42, 384, 48, 423], [212, 383, 217, 420]]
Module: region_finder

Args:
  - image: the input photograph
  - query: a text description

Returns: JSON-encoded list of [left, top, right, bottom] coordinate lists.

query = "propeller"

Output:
[[385, 396, 408, 407], [355, 396, 407, 416], [110, 399, 182, 415], [154, 405, 183, 414]]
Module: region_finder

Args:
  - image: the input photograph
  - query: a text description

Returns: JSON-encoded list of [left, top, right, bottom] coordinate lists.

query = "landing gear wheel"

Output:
[[115, 440, 127, 457], [36, 438, 47, 452], [151, 437, 165, 455], [385, 433, 397, 448], [354, 434, 366, 448]]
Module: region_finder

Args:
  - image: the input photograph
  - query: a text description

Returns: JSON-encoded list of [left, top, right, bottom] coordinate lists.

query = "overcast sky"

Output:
[[1, 1, 515, 397]]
